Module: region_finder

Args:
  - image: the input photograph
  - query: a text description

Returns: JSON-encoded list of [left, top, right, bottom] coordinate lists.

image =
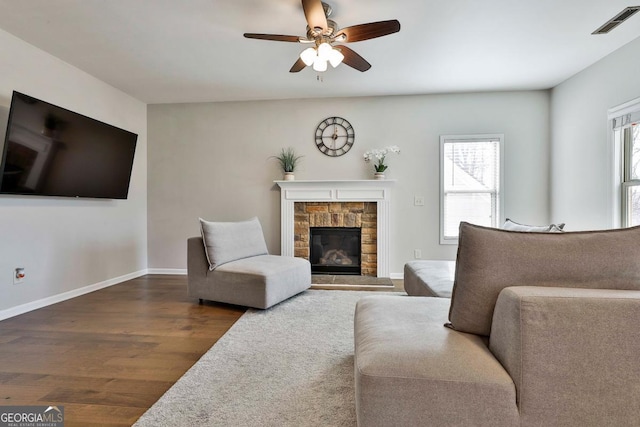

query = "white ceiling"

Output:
[[0, 0, 639, 104]]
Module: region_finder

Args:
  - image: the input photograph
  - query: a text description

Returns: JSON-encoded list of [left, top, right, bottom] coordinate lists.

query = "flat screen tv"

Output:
[[0, 91, 137, 199]]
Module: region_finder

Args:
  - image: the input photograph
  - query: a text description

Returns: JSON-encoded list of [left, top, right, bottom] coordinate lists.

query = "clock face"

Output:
[[315, 117, 355, 157]]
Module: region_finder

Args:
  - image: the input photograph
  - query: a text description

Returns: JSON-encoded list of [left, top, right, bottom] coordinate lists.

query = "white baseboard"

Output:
[[390, 272, 403, 280], [0, 269, 148, 321], [147, 268, 187, 275]]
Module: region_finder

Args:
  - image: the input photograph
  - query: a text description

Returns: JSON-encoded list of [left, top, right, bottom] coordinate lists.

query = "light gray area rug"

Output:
[[134, 290, 401, 427]]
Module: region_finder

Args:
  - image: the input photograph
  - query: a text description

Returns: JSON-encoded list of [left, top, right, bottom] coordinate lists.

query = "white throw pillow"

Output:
[[199, 217, 269, 270], [502, 218, 565, 233]]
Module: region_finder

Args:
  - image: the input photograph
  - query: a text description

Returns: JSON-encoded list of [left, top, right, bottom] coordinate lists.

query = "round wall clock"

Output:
[[315, 117, 355, 157]]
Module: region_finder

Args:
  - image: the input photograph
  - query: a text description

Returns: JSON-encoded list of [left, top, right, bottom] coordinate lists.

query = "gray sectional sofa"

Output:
[[354, 222, 640, 426]]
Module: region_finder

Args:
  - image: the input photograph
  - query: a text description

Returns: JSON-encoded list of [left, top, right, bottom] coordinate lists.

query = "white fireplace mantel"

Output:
[[275, 180, 395, 277]]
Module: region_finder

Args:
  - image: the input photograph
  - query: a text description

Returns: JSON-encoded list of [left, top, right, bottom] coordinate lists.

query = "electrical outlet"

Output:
[[414, 249, 422, 259], [13, 267, 25, 285], [414, 196, 425, 206]]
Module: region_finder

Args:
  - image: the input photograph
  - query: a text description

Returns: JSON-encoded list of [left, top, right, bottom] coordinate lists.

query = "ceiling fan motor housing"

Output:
[[307, 19, 339, 41], [321, 2, 333, 18]]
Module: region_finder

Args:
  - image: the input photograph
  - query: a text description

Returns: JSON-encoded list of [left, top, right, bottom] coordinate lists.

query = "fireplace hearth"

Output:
[[310, 227, 361, 275]]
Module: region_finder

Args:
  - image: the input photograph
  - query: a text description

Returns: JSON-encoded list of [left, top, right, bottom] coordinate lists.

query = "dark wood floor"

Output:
[[0, 275, 246, 426], [0, 275, 404, 426]]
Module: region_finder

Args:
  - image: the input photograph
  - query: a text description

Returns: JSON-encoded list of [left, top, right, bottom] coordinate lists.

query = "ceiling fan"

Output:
[[243, 0, 400, 73]]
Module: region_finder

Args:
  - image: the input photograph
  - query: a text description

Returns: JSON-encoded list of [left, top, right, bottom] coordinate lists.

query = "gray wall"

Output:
[[551, 37, 640, 230], [0, 29, 148, 316], [148, 91, 550, 275]]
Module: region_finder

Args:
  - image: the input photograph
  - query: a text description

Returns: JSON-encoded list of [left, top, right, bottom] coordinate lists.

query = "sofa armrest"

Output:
[[489, 286, 640, 426]]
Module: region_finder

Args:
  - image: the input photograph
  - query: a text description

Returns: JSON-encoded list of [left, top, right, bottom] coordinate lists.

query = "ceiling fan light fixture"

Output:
[[328, 48, 344, 67], [317, 42, 333, 61], [312, 56, 328, 72], [245, 1, 401, 74], [300, 47, 317, 66]]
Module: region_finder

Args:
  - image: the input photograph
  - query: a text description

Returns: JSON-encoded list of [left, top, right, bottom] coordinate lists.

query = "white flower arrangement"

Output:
[[363, 145, 400, 172]]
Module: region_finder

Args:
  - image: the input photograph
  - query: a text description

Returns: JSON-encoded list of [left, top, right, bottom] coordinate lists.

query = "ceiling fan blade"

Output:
[[301, 0, 328, 32], [289, 57, 307, 73], [337, 46, 371, 72], [243, 33, 301, 42], [336, 20, 401, 43]]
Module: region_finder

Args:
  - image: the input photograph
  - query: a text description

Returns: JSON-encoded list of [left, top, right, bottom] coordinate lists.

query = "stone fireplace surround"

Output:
[[296, 201, 376, 276], [276, 180, 394, 278]]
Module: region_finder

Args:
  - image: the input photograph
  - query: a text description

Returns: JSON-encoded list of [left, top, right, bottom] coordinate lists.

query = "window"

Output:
[[622, 121, 640, 226], [440, 134, 504, 244], [610, 98, 640, 228]]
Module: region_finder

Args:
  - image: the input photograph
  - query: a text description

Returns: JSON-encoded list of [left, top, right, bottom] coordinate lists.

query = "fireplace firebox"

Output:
[[310, 227, 361, 275]]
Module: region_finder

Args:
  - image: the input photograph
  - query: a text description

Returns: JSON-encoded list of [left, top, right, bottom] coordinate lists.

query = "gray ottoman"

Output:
[[404, 260, 455, 297]]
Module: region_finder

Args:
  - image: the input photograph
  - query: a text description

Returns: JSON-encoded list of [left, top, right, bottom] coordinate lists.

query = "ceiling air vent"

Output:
[[592, 6, 640, 34]]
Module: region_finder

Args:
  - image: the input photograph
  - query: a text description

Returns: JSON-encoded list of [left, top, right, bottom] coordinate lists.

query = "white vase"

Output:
[[284, 172, 295, 181], [374, 172, 385, 180]]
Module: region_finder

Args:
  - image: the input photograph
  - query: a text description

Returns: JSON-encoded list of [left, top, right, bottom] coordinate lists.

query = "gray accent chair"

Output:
[[188, 218, 311, 309], [355, 222, 640, 426]]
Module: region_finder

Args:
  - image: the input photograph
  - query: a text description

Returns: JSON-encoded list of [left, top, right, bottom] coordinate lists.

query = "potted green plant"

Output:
[[272, 147, 303, 180]]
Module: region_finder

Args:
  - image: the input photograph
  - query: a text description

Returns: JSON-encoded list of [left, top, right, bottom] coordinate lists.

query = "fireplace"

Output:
[[310, 227, 361, 275], [275, 180, 394, 277], [292, 201, 377, 276]]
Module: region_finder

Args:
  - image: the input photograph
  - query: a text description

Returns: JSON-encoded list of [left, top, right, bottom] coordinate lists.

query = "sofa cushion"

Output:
[[355, 295, 519, 426], [502, 218, 565, 232], [210, 254, 311, 309], [448, 222, 640, 336], [199, 217, 268, 270]]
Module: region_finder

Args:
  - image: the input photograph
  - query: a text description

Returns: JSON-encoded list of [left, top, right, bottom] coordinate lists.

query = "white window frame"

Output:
[[439, 134, 505, 244], [608, 97, 640, 228]]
